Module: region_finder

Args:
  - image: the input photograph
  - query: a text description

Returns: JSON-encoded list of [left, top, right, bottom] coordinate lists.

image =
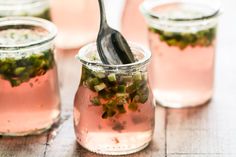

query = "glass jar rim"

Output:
[[76, 42, 151, 70], [0, 0, 47, 5], [140, 0, 221, 22], [0, 17, 57, 52]]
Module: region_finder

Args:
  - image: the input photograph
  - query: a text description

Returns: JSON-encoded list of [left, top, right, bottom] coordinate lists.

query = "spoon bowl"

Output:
[[97, 0, 135, 65]]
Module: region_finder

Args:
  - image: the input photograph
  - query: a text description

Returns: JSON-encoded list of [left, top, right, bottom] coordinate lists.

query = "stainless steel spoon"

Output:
[[97, 0, 135, 65]]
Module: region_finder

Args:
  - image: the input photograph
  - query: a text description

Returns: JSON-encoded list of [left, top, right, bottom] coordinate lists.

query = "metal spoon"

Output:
[[97, 0, 135, 65]]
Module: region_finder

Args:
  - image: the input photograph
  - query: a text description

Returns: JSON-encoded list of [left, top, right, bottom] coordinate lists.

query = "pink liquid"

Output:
[[0, 68, 60, 136], [149, 31, 215, 108], [122, 0, 148, 46], [74, 86, 154, 155], [50, 0, 99, 49]]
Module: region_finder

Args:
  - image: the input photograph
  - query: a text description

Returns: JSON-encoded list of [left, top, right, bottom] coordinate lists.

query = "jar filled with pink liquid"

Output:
[[141, 0, 220, 108], [0, 0, 51, 20], [74, 42, 155, 155], [0, 17, 61, 136], [50, 0, 100, 49]]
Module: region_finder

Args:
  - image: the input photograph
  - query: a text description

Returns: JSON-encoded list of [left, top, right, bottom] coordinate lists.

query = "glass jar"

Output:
[[0, 0, 51, 20], [0, 17, 60, 136], [121, 0, 148, 46], [74, 42, 155, 155], [141, 0, 220, 108], [50, 0, 100, 49]]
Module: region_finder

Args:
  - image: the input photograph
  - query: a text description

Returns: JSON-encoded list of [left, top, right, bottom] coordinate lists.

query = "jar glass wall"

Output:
[[74, 42, 155, 155], [0, 0, 51, 20], [141, 0, 220, 108], [0, 17, 61, 136]]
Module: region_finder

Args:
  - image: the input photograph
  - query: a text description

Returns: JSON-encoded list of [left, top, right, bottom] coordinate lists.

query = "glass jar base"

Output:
[[76, 131, 153, 155], [0, 115, 60, 137], [156, 98, 211, 108], [154, 90, 212, 108]]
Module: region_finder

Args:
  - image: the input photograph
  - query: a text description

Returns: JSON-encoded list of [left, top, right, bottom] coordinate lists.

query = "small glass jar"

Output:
[[74, 43, 155, 155], [141, 0, 220, 108], [0, 0, 51, 20], [0, 17, 60, 136]]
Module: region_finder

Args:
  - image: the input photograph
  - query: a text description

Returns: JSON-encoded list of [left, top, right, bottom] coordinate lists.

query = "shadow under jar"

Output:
[[141, 0, 220, 108], [0, 17, 61, 136], [74, 43, 155, 155], [0, 0, 51, 20]]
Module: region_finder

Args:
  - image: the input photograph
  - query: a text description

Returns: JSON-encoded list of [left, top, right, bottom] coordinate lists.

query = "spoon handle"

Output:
[[98, 0, 108, 28]]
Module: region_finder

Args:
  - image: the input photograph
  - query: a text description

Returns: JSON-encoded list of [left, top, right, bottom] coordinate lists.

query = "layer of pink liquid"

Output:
[[74, 86, 154, 154], [0, 69, 60, 135], [149, 31, 215, 107]]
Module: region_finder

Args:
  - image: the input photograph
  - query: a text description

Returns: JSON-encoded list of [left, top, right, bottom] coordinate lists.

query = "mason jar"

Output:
[[0, 17, 60, 136], [74, 42, 155, 155], [0, 0, 51, 20], [141, 0, 220, 108]]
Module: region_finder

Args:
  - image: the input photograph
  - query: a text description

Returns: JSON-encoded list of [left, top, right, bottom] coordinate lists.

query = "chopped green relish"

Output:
[[0, 49, 54, 87], [81, 66, 150, 119], [149, 27, 216, 50], [0, 27, 54, 87]]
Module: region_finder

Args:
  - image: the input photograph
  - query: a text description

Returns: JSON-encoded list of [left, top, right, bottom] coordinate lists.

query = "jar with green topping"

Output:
[[0, 17, 60, 136], [74, 42, 155, 155], [0, 0, 51, 20], [141, 0, 220, 108]]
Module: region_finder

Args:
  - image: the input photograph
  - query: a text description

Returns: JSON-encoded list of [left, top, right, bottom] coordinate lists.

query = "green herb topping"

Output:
[[149, 27, 216, 50], [0, 49, 54, 87], [81, 66, 150, 119]]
